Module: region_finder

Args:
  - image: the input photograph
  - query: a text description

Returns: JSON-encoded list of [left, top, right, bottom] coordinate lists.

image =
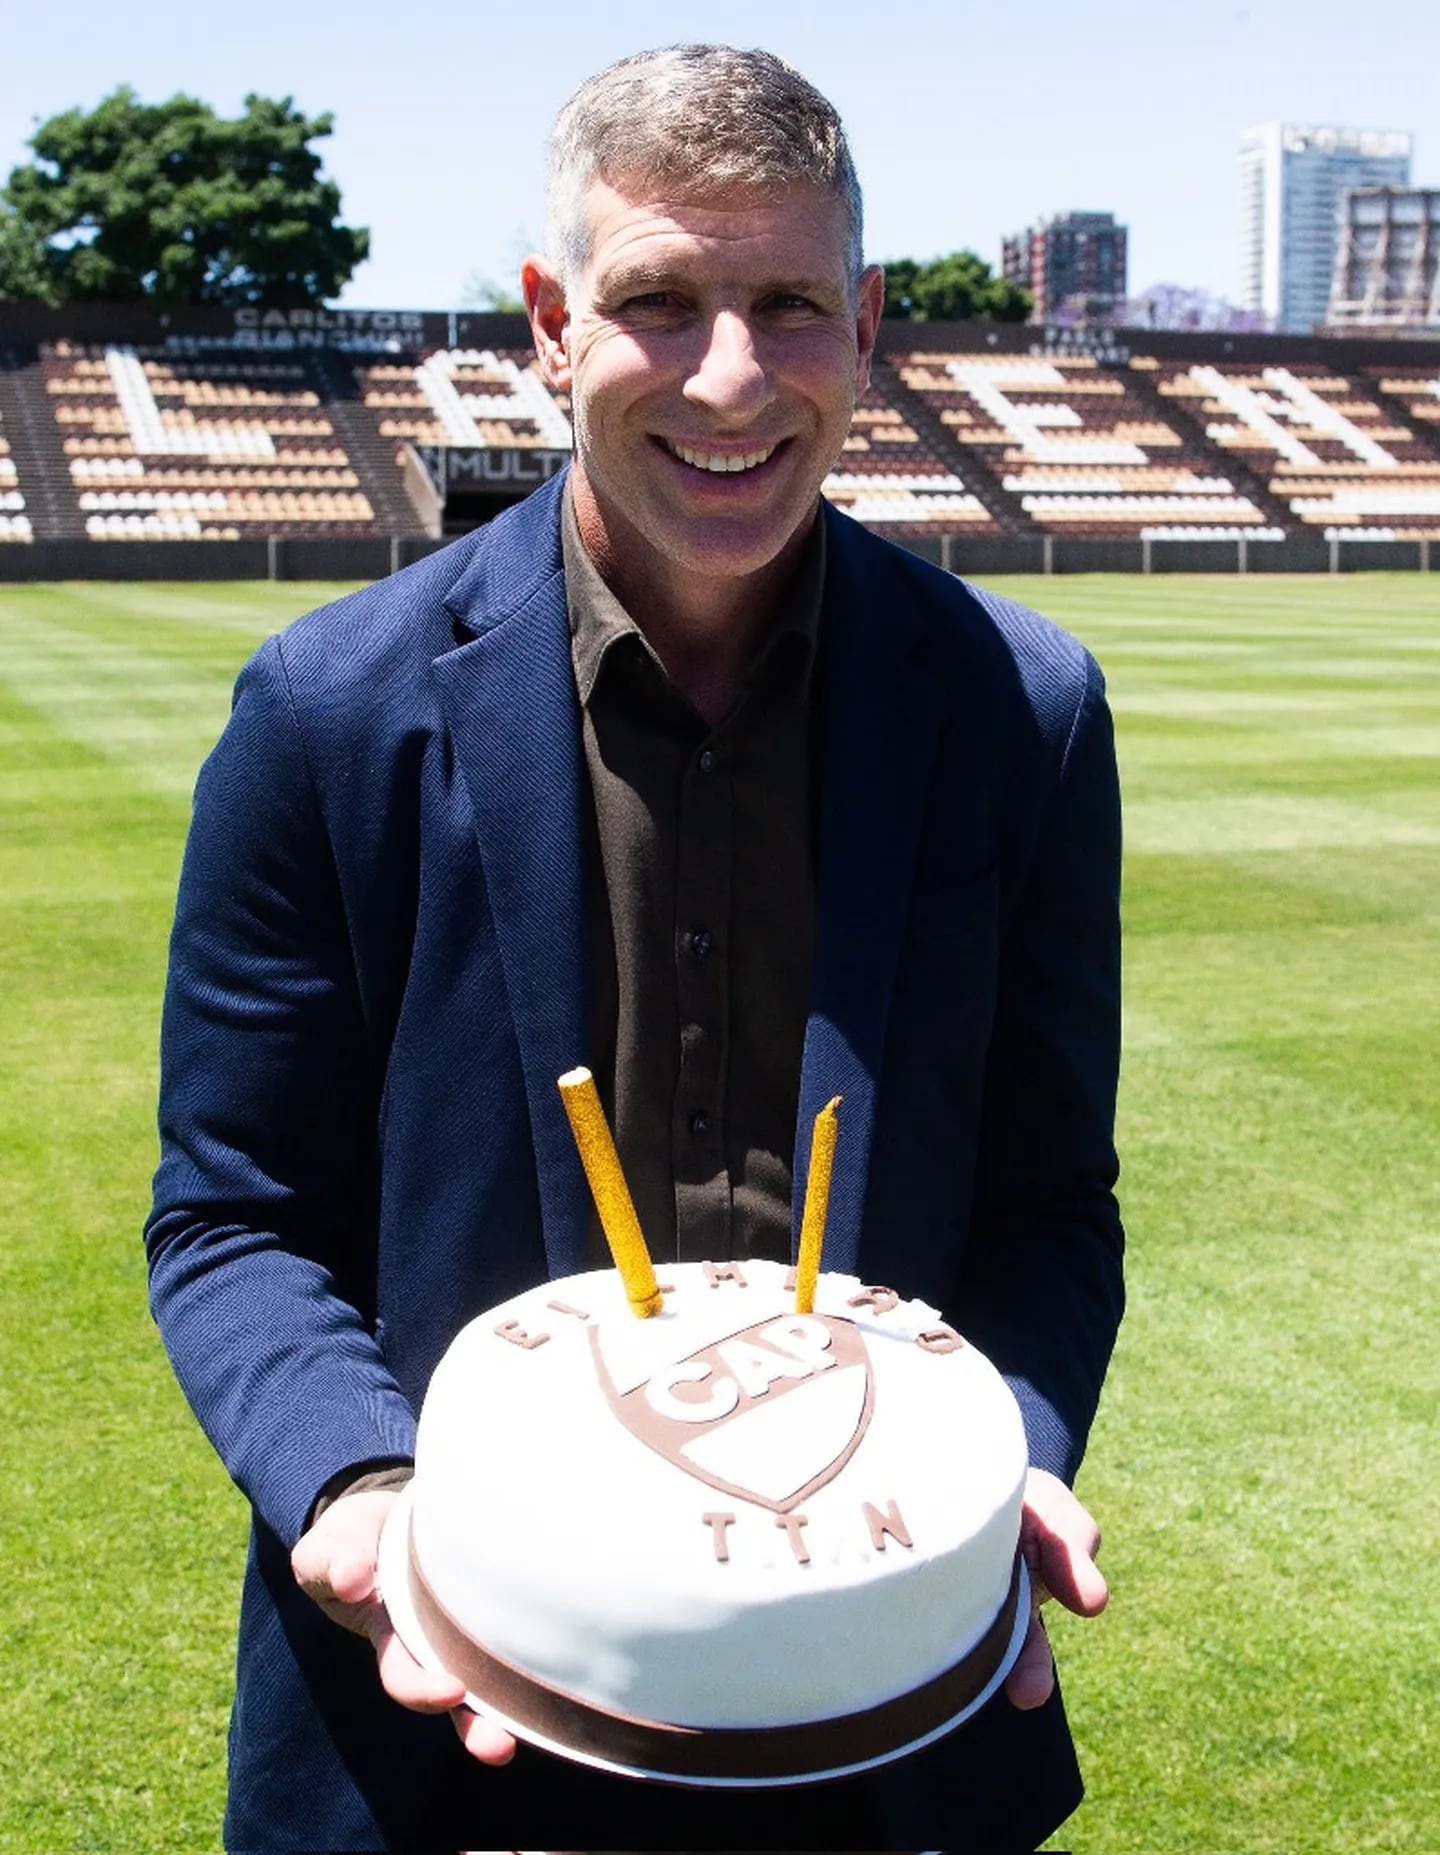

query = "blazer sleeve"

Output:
[[145, 635, 418, 1548], [952, 650, 1125, 1484]]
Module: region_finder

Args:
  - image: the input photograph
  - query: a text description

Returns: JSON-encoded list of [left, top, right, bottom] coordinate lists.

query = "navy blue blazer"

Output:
[[147, 475, 1123, 1852]]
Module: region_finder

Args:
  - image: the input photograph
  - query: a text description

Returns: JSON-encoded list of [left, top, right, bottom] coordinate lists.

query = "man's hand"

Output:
[[290, 1489, 517, 1764], [1005, 1466, 1108, 1710]]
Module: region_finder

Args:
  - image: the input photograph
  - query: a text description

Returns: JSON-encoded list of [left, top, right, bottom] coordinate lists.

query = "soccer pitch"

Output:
[[1, 573, 1436, 1853]]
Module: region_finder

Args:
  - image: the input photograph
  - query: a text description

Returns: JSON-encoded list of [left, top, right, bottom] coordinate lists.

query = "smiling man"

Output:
[[525, 167, 880, 720], [147, 44, 1124, 1855]]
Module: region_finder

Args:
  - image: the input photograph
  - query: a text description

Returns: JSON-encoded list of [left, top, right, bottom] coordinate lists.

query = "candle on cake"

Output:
[[794, 1094, 841, 1314], [558, 1066, 664, 1318]]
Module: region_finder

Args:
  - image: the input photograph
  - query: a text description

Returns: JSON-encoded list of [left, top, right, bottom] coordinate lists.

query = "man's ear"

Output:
[[854, 263, 885, 397], [523, 255, 571, 391]]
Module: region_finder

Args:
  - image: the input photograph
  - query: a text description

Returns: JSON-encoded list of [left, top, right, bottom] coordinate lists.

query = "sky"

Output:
[[2, 0, 1436, 311]]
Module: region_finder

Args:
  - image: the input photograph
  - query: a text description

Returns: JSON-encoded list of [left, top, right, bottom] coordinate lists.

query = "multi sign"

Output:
[[416, 445, 571, 494]]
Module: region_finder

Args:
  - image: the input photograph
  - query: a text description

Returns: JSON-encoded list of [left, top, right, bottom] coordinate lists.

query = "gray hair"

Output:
[[545, 45, 865, 293]]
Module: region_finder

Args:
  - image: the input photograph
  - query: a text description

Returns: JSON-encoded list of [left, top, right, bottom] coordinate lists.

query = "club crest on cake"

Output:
[[589, 1307, 874, 1513]]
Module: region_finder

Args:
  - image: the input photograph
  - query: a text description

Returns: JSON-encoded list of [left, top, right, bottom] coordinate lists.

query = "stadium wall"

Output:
[[0, 537, 448, 582], [892, 535, 1429, 574], [1, 534, 1427, 583]]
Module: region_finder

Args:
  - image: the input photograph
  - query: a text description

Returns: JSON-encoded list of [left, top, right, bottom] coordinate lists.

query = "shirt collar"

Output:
[[562, 480, 825, 710]]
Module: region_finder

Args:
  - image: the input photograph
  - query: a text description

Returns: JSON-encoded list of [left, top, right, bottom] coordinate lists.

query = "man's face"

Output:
[[526, 176, 883, 595]]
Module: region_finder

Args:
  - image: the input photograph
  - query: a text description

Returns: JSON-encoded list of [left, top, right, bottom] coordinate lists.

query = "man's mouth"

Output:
[[663, 439, 781, 474]]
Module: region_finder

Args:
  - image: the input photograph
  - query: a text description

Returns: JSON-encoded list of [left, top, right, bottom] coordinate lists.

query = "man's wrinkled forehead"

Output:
[[571, 172, 856, 296]]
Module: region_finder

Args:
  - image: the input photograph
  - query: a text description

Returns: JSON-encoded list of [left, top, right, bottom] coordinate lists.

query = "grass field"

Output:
[[1, 573, 1436, 1853]]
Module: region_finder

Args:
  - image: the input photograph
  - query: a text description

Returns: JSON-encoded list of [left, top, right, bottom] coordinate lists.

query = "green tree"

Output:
[[0, 207, 54, 302], [0, 88, 369, 305], [882, 250, 1031, 322]]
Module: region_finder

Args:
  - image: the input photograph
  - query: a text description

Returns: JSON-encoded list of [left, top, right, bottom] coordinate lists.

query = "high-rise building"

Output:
[[1240, 124, 1412, 332], [1001, 211, 1128, 323], [1328, 187, 1440, 330]]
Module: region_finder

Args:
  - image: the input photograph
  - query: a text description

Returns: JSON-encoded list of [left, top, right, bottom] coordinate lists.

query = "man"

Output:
[[147, 44, 1123, 1855]]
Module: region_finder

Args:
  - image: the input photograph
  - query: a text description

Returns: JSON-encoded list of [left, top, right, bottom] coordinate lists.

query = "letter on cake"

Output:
[[703, 1261, 747, 1289], [776, 1512, 811, 1565], [847, 1285, 898, 1314], [645, 1359, 740, 1423], [759, 1316, 837, 1373], [494, 1320, 549, 1349], [861, 1499, 914, 1551], [917, 1324, 964, 1354], [702, 1511, 736, 1563]]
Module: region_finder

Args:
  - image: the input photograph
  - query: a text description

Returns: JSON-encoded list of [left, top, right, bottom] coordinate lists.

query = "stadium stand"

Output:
[[0, 305, 1437, 571], [891, 347, 1282, 540], [1369, 366, 1440, 430], [44, 340, 373, 539], [812, 380, 996, 535], [0, 400, 31, 541], [361, 347, 574, 450], [1153, 357, 1440, 539]]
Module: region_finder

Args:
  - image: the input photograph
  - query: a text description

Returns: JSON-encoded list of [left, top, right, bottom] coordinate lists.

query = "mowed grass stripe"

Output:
[[3, 573, 1438, 1853], [1125, 793, 1440, 852], [1, 576, 361, 639], [0, 586, 327, 796]]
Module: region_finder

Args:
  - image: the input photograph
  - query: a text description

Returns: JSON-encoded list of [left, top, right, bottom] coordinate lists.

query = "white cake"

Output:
[[379, 1257, 1030, 1785]]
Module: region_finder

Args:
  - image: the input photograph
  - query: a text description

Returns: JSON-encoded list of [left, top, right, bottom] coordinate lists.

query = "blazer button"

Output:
[[689, 1111, 710, 1137], [691, 929, 714, 959]]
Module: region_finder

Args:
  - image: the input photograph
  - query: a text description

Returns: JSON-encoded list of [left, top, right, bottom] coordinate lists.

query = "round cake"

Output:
[[378, 1257, 1029, 1786]]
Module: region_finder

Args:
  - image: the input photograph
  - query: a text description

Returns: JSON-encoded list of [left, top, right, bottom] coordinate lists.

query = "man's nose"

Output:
[[682, 311, 773, 421]]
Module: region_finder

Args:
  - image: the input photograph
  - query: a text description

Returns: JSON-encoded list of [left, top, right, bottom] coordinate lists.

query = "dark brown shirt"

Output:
[[314, 497, 825, 1522], [563, 488, 823, 1268]]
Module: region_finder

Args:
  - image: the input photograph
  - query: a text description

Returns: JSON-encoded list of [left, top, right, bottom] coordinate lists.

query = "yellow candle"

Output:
[[794, 1095, 841, 1314], [557, 1067, 663, 1318]]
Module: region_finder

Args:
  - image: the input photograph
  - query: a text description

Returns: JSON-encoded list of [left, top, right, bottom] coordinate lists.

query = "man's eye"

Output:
[[769, 293, 817, 313]]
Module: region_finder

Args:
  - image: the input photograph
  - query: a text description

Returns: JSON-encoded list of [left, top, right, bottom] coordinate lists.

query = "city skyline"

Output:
[[1241, 123, 1413, 330], [1, 0, 1435, 314]]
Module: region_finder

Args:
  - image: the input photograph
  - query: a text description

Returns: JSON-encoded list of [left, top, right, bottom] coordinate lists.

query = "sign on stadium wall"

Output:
[[229, 307, 433, 347], [1, 299, 1434, 370], [416, 446, 571, 492], [1030, 326, 1131, 364]]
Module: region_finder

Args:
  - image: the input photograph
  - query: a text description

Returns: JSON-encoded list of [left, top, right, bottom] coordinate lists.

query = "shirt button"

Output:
[[698, 749, 717, 774], [689, 1111, 710, 1137], [691, 929, 714, 959]]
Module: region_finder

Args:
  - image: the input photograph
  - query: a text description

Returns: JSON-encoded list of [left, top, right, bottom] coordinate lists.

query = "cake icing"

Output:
[[381, 1257, 1029, 1783]]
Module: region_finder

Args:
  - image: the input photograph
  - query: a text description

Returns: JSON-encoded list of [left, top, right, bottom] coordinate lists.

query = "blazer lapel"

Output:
[[795, 512, 948, 1275], [432, 481, 591, 1278]]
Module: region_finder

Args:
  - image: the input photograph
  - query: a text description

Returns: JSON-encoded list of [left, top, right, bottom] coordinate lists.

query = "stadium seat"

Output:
[[0, 411, 30, 540], [40, 340, 374, 538], [894, 349, 1278, 538], [1156, 359, 1440, 539]]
